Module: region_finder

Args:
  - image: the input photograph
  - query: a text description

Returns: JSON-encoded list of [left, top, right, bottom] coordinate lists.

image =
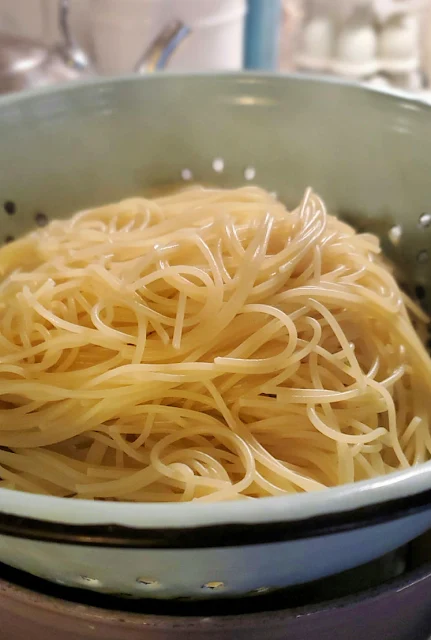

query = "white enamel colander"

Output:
[[0, 74, 430, 599]]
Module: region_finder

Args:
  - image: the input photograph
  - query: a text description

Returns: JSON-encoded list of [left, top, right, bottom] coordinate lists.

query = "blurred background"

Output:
[[1, 0, 431, 95]]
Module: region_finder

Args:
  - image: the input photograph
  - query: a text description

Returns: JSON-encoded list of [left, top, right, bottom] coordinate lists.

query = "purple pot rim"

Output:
[[1, 556, 430, 630]]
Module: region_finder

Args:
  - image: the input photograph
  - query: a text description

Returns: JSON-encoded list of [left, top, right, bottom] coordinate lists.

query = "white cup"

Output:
[[91, 0, 246, 74]]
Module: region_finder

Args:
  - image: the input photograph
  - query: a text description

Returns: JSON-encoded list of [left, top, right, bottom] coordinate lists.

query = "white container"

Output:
[[293, 0, 431, 89], [296, 13, 335, 70], [91, 0, 246, 74], [378, 13, 420, 72], [333, 7, 379, 77]]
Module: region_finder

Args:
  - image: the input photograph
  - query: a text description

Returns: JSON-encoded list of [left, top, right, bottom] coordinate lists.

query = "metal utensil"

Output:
[[0, 32, 87, 95], [0, 0, 93, 95], [55, 0, 94, 74], [0, 0, 190, 95]]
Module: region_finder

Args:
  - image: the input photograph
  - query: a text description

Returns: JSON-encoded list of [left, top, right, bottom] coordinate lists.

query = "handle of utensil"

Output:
[[134, 20, 191, 74], [59, 0, 73, 53], [57, 0, 92, 72]]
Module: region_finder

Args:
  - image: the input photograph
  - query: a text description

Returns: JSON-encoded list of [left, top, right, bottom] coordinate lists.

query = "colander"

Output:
[[0, 73, 431, 600]]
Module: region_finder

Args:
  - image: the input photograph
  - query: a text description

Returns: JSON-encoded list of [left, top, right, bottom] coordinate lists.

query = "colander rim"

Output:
[[0, 460, 431, 547], [0, 69, 426, 108]]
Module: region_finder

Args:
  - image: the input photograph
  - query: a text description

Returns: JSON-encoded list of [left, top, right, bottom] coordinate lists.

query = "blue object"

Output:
[[244, 0, 282, 70]]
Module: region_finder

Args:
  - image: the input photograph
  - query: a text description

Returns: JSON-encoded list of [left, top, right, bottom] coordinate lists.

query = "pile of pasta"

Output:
[[0, 185, 429, 502]]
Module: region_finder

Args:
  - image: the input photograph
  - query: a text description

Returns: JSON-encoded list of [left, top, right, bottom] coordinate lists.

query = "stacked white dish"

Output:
[[295, 0, 428, 91]]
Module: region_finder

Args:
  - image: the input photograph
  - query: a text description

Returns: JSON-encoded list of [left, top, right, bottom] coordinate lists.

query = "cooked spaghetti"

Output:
[[0, 185, 430, 502]]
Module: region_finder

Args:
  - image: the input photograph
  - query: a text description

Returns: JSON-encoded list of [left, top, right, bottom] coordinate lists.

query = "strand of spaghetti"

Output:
[[366, 378, 410, 468], [0, 464, 51, 494], [307, 407, 388, 444], [308, 298, 364, 386], [172, 291, 187, 350], [149, 424, 255, 495]]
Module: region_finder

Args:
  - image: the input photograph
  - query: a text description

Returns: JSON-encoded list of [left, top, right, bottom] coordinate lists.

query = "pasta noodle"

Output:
[[0, 185, 430, 502]]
